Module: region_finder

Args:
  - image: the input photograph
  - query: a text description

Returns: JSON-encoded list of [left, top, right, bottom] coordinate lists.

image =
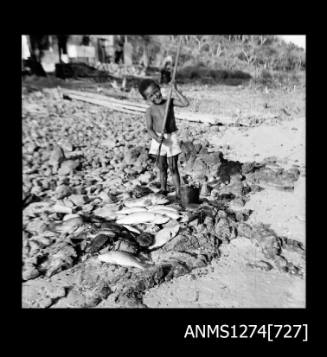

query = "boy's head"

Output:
[[139, 79, 163, 104]]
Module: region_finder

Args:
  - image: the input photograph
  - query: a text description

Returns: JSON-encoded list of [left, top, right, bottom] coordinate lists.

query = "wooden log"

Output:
[[62, 89, 147, 109], [65, 94, 142, 115], [68, 97, 142, 114], [61, 88, 230, 125]]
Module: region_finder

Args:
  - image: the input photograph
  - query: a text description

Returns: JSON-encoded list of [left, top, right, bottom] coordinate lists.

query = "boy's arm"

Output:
[[171, 82, 189, 107], [146, 108, 162, 143]]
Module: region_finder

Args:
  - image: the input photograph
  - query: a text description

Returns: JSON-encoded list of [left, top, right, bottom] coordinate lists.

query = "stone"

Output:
[[203, 216, 214, 231], [25, 219, 48, 234], [138, 172, 153, 184], [247, 260, 274, 271], [82, 203, 95, 213], [23, 202, 51, 217], [49, 288, 89, 308], [22, 263, 40, 281], [236, 223, 253, 239], [97, 191, 112, 203], [49, 145, 65, 168], [62, 198, 75, 209], [74, 185, 87, 195], [124, 167, 136, 175], [69, 194, 86, 206], [217, 160, 242, 183], [124, 147, 142, 165], [22, 280, 67, 308], [58, 177, 70, 185], [30, 186, 43, 196], [214, 218, 231, 242], [58, 160, 80, 176], [185, 152, 223, 180], [34, 235, 53, 248], [59, 141, 74, 153], [52, 202, 73, 214], [55, 184, 72, 199], [199, 147, 209, 155], [217, 210, 227, 219], [44, 244, 78, 277], [93, 204, 119, 219], [133, 185, 153, 198], [134, 165, 144, 174], [229, 197, 245, 209]]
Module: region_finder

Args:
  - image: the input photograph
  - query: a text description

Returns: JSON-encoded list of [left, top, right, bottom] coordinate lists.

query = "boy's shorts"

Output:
[[149, 131, 182, 157]]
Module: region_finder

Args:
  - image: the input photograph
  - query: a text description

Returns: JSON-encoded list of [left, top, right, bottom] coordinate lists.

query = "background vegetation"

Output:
[[127, 35, 305, 87]]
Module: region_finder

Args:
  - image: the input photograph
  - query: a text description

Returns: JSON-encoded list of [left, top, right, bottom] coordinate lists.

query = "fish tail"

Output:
[[139, 262, 152, 270]]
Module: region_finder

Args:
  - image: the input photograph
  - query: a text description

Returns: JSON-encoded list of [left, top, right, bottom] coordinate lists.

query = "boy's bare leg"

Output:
[[158, 155, 168, 194], [168, 155, 181, 199]]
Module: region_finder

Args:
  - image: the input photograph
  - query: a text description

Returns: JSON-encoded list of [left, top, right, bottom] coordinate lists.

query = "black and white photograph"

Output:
[[21, 34, 305, 309]]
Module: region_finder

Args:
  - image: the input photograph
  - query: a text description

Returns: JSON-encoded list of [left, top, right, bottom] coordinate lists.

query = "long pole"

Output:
[[156, 36, 183, 162], [122, 35, 128, 90]]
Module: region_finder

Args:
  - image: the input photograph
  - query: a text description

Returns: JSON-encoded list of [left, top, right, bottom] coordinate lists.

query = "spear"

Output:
[[156, 36, 183, 164]]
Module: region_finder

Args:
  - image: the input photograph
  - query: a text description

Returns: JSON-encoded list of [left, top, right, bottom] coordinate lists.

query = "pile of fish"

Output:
[[97, 224, 181, 271], [23, 191, 186, 276], [92, 193, 184, 270], [116, 194, 184, 224]]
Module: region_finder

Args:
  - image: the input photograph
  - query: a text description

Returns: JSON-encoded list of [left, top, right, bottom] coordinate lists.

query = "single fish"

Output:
[[149, 205, 178, 212], [124, 193, 169, 208], [93, 204, 119, 219], [118, 207, 148, 215], [98, 251, 148, 270], [150, 209, 181, 220], [117, 212, 164, 225], [69, 225, 87, 237], [100, 222, 131, 235], [52, 202, 73, 214], [152, 215, 170, 224], [122, 225, 141, 234], [86, 234, 111, 254], [150, 224, 180, 250], [51, 217, 85, 234], [88, 228, 117, 239]]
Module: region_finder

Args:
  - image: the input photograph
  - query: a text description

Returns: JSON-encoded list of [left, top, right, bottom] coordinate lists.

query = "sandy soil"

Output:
[[144, 239, 305, 308]]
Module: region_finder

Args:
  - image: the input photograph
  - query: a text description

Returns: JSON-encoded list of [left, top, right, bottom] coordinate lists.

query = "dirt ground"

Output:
[[22, 76, 305, 308]]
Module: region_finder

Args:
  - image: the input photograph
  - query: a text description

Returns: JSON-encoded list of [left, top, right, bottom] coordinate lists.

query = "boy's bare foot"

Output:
[[157, 189, 168, 196]]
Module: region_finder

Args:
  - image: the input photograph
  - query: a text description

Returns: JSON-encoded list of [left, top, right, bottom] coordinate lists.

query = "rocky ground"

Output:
[[22, 76, 305, 308]]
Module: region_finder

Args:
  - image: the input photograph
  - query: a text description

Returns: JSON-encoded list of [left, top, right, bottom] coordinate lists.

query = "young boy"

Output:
[[139, 79, 189, 200]]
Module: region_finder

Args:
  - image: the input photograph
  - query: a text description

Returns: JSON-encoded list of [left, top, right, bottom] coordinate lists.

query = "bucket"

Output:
[[180, 185, 200, 205]]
